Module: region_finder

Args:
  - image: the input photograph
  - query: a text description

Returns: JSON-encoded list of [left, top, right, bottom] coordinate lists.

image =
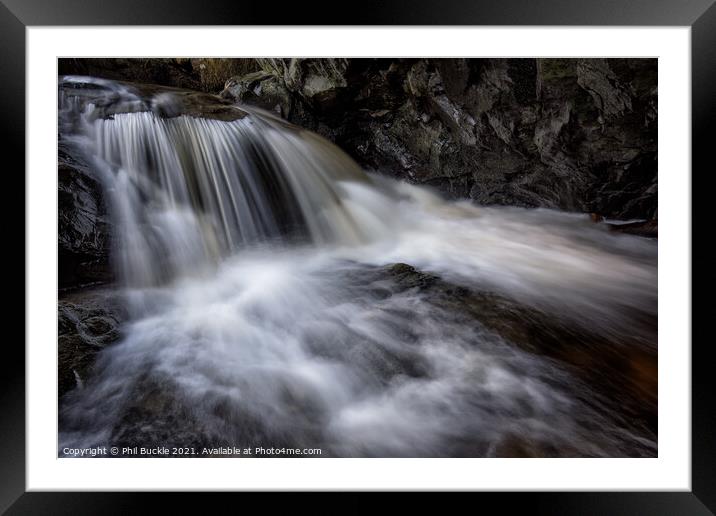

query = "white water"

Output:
[[58, 78, 657, 457]]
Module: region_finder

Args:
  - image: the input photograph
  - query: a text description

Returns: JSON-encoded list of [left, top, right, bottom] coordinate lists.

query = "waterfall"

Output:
[[58, 77, 658, 457], [60, 76, 393, 287]]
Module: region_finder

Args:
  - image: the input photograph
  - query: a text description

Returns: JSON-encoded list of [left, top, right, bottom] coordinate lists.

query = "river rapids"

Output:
[[58, 77, 657, 457]]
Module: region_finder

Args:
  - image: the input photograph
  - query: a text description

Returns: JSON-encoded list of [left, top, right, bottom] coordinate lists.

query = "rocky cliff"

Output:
[[59, 58, 657, 220], [220, 58, 657, 220]]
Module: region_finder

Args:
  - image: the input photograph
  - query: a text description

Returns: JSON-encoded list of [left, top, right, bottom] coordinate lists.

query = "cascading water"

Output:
[[58, 77, 658, 457]]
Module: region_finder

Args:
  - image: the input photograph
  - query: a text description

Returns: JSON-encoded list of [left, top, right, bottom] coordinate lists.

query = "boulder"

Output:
[[220, 71, 293, 117], [58, 289, 127, 397]]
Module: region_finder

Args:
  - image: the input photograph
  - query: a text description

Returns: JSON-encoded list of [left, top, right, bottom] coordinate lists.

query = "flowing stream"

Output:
[[58, 77, 658, 457]]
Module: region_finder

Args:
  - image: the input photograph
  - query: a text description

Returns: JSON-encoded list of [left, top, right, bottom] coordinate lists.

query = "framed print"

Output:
[[6, 0, 715, 512]]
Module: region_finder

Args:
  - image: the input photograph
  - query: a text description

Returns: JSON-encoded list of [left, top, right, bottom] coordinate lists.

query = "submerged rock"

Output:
[[105, 376, 214, 454], [58, 289, 127, 397], [381, 262, 657, 441]]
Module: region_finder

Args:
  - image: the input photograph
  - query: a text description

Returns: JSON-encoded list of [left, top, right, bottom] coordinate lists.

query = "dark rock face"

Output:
[[381, 263, 657, 446], [221, 58, 657, 219], [58, 146, 112, 290], [58, 290, 127, 397]]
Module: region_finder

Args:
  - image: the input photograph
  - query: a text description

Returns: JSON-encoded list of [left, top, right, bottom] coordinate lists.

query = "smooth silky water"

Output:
[[58, 77, 658, 457]]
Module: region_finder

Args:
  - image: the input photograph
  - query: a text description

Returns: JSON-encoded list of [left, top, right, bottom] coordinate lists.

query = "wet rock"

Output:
[[107, 376, 213, 454], [380, 263, 657, 438], [609, 219, 658, 238], [60, 78, 248, 122], [148, 90, 247, 121], [104, 373, 323, 454], [58, 147, 112, 289], [256, 58, 350, 105], [588, 151, 658, 220], [220, 71, 293, 117], [576, 59, 632, 118], [58, 290, 128, 397], [588, 211, 657, 238]]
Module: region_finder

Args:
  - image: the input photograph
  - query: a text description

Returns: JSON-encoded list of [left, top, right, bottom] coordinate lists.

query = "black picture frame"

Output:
[[5, 0, 714, 512]]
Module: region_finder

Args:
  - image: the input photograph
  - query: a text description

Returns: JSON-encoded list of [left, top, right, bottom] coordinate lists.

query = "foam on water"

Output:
[[58, 78, 657, 457]]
